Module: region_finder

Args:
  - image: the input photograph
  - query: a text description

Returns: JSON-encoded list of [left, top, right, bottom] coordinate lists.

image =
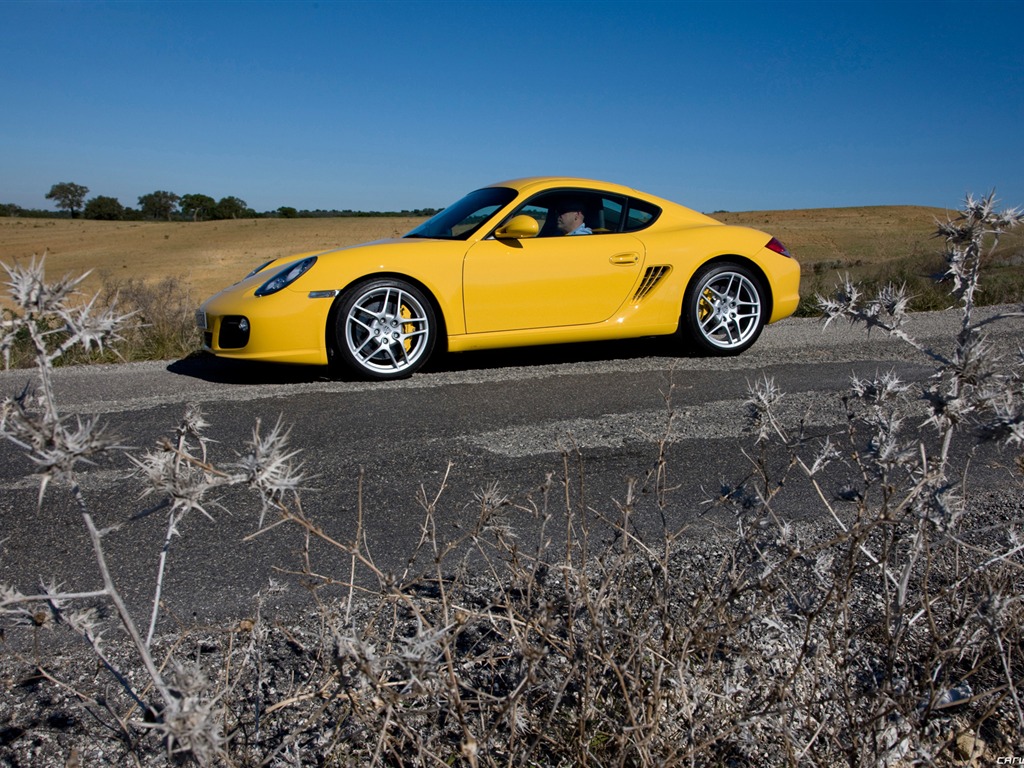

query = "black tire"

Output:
[[680, 262, 766, 355], [332, 278, 436, 380]]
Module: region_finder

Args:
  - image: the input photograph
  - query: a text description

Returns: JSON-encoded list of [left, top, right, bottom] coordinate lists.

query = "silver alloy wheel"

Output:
[[342, 282, 433, 376], [692, 267, 763, 351]]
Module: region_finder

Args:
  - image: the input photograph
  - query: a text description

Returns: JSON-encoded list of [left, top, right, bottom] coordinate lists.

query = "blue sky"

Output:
[[2, 0, 1022, 214]]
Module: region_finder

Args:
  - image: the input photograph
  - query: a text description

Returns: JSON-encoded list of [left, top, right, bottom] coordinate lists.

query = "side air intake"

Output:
[[633, 265, 671, 302]]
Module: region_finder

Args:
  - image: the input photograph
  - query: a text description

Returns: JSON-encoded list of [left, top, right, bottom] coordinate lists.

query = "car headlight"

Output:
[[254, 256, 318, 296]]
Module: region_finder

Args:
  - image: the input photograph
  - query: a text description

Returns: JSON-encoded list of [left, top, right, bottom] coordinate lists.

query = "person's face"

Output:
[[557, 209, 583, 234]]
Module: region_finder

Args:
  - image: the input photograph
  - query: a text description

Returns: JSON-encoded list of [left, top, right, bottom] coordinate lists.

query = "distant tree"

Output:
[[277, 206, 298, 219], [180, 193, 217, 222], [83, 196, 126, 221], [45, 182, 89, 218], [1, 203, 24, 217], [213, 196, 251, 220], [138, 191, 180, 221]]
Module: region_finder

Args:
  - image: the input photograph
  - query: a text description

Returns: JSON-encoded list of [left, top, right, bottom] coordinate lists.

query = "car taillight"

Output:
[[765, 237, 793, 258]]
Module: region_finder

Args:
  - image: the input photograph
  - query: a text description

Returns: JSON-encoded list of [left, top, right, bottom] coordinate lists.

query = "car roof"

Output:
[[486, 176, 645, 197]]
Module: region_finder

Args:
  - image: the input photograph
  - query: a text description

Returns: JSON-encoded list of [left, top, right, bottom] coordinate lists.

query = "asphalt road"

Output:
[[2, 307, 1022, 634]]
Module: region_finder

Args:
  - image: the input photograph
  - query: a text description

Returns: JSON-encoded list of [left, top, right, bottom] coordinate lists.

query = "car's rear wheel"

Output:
[[681, 262, 766, 355], [333, 278, 436, 379]]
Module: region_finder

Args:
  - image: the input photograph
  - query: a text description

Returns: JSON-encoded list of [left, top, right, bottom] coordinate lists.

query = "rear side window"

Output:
[[623, 197, 660, 231]]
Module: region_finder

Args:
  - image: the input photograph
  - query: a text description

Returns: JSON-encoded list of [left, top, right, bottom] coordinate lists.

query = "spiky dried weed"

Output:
[[0, 195, 1022, 765]]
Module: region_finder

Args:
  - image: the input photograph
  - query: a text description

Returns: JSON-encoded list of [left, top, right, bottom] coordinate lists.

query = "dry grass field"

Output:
[[716, 205, 950, 264], [1, 205, 1020, 311], [0, 216, 424, 305]]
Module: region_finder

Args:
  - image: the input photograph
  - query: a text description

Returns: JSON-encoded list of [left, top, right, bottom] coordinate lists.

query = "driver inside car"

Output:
[[555, 200, 592, 236]]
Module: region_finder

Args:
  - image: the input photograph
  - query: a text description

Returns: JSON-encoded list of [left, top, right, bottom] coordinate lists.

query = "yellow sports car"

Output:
[[197, 177, 800, 380]]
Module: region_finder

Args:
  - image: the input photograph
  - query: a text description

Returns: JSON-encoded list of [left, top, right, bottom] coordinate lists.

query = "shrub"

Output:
[[1, 266, 201, 367], [84, 195, 126, 221], [97, 274, 203, 361]]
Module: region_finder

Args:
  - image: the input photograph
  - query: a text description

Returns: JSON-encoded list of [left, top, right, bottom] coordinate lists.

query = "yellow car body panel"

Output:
[[463, 233, 646, 332], [198, 176, 801, 375], [636, 224, 802, 322]]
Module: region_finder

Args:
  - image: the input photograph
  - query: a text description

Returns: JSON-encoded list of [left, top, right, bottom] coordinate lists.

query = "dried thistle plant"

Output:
[[1, 257, 133, 506], [0, 256, 307, 762]]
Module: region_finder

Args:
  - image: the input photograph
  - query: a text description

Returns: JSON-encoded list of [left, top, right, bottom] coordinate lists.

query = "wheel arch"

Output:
[[680, 254, 774, 326], [325, 272, 449, 365]]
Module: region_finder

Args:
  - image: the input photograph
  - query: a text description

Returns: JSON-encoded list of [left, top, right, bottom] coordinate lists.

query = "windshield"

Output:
[[405, 187, 517, 240]]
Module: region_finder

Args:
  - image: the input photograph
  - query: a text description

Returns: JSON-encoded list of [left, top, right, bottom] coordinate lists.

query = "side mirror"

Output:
[[494, 214, 540, 240]]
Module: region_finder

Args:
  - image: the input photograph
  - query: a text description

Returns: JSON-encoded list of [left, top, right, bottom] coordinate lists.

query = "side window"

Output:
[[505, 192, 586, 237], [501, 195, 558, 237], [498, 190, 656, 236], [623, 197, 661, 232], [515, 203, 549, 230], [596, 196, 624, 233]]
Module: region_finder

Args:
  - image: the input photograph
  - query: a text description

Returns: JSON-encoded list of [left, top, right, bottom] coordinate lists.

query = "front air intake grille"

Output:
[[633, 266, 671, 302], [218, 316, 250, 349]]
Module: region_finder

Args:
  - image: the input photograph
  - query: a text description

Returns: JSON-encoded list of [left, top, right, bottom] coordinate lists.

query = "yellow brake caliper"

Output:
[[698, 288, 713, 322], [401, 304, 413, 352]]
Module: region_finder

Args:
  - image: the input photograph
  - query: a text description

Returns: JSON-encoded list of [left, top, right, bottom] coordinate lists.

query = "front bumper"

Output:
[[197, 289, 334, 365]]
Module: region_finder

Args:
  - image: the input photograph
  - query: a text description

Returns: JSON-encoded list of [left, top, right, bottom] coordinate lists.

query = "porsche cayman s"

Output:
[[197, 177, 800, 380]]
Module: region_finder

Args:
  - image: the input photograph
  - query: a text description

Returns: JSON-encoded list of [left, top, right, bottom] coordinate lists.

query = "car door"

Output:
[[462, 231, 646, 333]]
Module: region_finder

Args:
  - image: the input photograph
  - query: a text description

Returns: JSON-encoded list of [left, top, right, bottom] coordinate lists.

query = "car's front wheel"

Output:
[[681, 262, 766, 355], [333, 278, 436, 379]]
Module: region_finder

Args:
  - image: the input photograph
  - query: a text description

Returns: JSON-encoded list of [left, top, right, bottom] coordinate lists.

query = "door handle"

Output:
[[609, 252, 640, 265]]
